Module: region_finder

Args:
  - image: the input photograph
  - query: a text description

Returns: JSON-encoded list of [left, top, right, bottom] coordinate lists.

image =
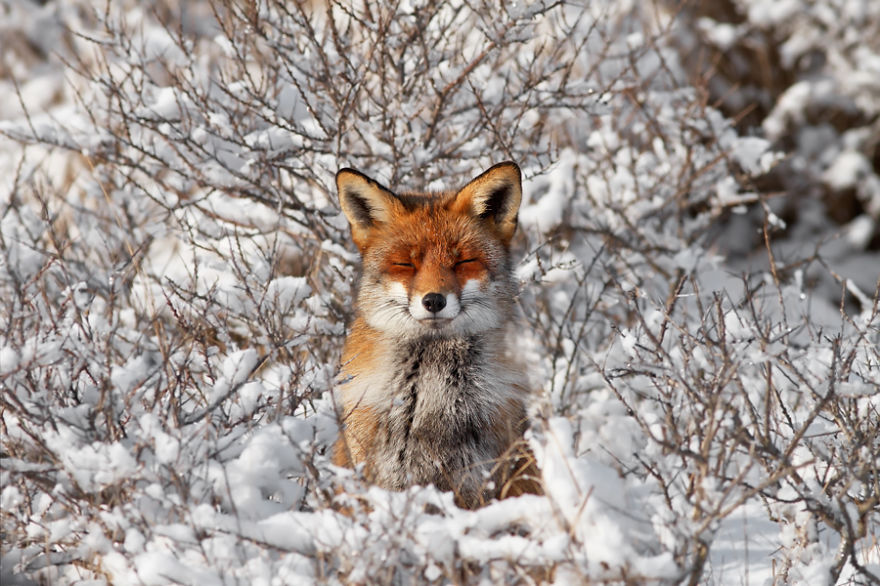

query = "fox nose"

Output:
[[422, 293, 447, 314]]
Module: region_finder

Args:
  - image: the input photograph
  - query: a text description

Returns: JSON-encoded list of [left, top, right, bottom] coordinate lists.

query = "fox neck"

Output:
[[388, 333, 496, 405], [364, 325, 515, 410]]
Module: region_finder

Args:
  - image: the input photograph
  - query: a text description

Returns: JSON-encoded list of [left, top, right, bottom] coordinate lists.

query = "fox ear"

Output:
[[453, 162, 522, 245], [336, 168, 400, 248]]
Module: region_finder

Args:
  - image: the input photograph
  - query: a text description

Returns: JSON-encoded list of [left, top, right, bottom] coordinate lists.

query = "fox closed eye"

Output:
[[455, 258, 478, 266]]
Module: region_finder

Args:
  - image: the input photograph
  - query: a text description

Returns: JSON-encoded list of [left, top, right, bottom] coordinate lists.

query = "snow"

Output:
[[823, 150, 870, 190], [2, 1, 879, 585], [697, 18, 741, 51], [0, 345, 19, 374], [731, 136, 781, 175], [521, 150, 576, 233]]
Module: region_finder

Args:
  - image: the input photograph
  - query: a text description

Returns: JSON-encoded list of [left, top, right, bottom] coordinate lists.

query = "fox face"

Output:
[[336, 163, 522, 339]]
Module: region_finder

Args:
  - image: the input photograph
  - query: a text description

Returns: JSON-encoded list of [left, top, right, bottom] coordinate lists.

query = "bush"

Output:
[[2, 1, 878, 584]]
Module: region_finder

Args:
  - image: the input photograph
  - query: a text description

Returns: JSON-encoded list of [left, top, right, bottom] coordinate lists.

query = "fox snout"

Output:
[[408, 289, 462, 322]]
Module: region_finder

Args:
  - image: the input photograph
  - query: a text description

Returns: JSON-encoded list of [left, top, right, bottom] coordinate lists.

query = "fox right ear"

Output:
[[452, 162, 522, 245], [336, 169, 400, 248]]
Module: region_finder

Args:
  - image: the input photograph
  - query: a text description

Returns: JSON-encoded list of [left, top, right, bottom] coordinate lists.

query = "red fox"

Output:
[[332, 162, 541, 509]]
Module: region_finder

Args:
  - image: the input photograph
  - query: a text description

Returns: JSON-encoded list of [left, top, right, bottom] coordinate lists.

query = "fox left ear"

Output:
[[453, 162, 522, 245], [336, 168, 402, 251]]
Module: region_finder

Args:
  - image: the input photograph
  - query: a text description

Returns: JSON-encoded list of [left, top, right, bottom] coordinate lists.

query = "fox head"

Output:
[[336, 162, 522, 338]]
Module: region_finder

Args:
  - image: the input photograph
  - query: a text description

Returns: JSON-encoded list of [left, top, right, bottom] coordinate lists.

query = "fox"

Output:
[[331, 161, 542, 509]]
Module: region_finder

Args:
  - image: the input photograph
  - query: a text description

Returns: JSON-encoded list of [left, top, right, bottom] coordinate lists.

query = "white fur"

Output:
[[361, 280, 415, 335], [408, 292, 461, 320], [362, 278, 503, 337], [454, 279, 502, 333]]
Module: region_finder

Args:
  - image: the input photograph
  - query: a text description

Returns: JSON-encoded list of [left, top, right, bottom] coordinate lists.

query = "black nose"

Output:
[[422, 293, 446, 313]]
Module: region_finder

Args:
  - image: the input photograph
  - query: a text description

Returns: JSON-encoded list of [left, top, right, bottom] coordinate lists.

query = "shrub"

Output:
[[2, 1, 877, 584]]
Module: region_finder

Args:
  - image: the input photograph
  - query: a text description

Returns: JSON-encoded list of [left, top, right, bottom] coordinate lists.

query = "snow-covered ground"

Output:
[[2, 1, 878, 584]]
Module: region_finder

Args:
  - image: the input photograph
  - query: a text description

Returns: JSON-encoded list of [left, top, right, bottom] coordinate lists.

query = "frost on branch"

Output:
[[1, 1, 879, 585]]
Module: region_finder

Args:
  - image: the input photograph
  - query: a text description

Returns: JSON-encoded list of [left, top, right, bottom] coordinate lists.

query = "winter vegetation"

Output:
[[1, 0, 878, 584]]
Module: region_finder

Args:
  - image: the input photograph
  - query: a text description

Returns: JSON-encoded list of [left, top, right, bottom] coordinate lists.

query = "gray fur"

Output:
[[366, 334, 523, 504]]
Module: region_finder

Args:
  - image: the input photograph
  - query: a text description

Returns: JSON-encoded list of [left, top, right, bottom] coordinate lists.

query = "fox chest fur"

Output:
[[337, 330, 526, 505], [331, 162, 540, 508]]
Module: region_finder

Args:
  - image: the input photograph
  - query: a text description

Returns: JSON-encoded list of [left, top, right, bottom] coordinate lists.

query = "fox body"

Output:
[[332, 162, 540, 508]]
